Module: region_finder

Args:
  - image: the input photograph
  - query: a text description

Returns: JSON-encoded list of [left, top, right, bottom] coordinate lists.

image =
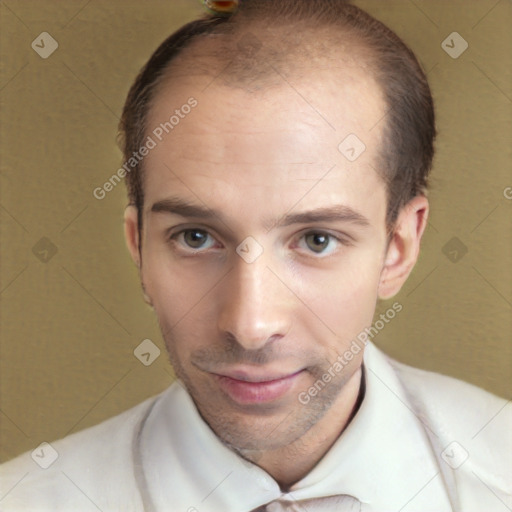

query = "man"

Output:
[[1, 0, 510, 510]]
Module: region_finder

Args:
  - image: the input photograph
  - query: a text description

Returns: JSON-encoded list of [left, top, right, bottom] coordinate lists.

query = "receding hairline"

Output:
[[151, 19, 378, 98]]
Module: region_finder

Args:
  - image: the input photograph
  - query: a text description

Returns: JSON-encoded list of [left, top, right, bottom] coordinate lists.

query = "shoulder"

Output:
[[0, 393, 161, 512], [388, 355, 510, 436], [385, 351, 511, 497]]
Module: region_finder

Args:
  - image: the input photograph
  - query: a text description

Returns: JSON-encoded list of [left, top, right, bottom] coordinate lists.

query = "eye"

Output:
[[299, 232, 340, 255], [172, 229, 217, 251]]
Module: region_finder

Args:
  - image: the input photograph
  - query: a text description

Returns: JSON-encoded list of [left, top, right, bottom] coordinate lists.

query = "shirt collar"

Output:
[[284, 342, 452, 510], [137, 342, 452, 512], [137, 380, 281, 512]]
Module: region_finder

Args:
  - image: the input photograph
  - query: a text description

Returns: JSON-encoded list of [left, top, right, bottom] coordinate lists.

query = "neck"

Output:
[[250, 366, 364, 489]]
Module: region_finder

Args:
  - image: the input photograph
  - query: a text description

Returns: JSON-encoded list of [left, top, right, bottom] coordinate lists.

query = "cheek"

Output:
[[293, 249, 382, 343], [148, 275, 219, 325], [141, 243, 224, 340]]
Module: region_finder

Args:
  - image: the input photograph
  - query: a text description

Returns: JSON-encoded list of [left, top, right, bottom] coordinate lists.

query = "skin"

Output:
[[124, 57, 428, 488]]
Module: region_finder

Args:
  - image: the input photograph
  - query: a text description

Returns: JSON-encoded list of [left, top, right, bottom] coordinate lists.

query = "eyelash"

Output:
[[169, 229, 220, 253], [168, 228, 351, 257], [294, 232, 344, 257]]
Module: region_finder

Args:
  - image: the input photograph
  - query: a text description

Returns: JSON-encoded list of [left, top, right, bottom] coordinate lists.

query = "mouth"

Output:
[[211, 369, 305, 404]]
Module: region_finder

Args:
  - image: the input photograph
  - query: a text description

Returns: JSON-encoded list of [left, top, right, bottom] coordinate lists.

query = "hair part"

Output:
[[119, 0, 436, 234]]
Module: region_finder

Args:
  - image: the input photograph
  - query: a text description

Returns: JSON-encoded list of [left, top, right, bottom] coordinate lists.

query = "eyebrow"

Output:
[[270, 205, 370, 229], [151, 198, 219, 219], [150, 197, 371, 229]]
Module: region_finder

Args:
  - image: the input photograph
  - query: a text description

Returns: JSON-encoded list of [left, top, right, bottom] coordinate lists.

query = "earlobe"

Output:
[[378, 196, 429, 300], [141, 283, 153, 307], [124, 205, 141, 268]]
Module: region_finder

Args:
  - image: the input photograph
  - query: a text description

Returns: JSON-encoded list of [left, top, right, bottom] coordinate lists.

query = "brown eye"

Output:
[[304, 233, 330, 253], [183, 229, 210, 249]]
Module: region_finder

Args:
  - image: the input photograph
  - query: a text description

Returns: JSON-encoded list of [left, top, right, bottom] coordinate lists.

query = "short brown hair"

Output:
[[119, 0, 436, 231]]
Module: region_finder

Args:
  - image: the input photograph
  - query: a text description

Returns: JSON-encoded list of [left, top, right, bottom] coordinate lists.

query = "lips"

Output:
[[217, 370, 300, 383], [213, 369, 304, 404]]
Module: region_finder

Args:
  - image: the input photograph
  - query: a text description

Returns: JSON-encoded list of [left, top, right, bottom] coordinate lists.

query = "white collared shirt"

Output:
[[1, 343, 511, 511]]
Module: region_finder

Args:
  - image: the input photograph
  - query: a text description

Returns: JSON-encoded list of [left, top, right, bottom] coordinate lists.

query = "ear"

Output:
[[124, 205, 141, 268], [378, 196, 429, 300], [124, 205, 154, 307]]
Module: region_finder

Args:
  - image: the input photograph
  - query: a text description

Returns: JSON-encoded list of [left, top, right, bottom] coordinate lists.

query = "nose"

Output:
[[217, 253, 292, 351]]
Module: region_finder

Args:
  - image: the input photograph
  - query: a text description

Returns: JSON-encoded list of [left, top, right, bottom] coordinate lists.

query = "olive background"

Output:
[[1, 0, 511, 462]]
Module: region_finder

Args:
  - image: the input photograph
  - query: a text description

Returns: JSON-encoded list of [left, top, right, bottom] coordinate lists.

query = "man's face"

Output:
[[137, 63, 390, 452]]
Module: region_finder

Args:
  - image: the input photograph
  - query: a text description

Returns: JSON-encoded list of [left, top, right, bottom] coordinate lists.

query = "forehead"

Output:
[[142, 65, 387, 228], [149, 29, 384, 143], [148, 55, 385, 155]]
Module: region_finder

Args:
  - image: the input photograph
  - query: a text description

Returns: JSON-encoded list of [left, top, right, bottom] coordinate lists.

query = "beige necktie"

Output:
[[251, 494, 361, 511]]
